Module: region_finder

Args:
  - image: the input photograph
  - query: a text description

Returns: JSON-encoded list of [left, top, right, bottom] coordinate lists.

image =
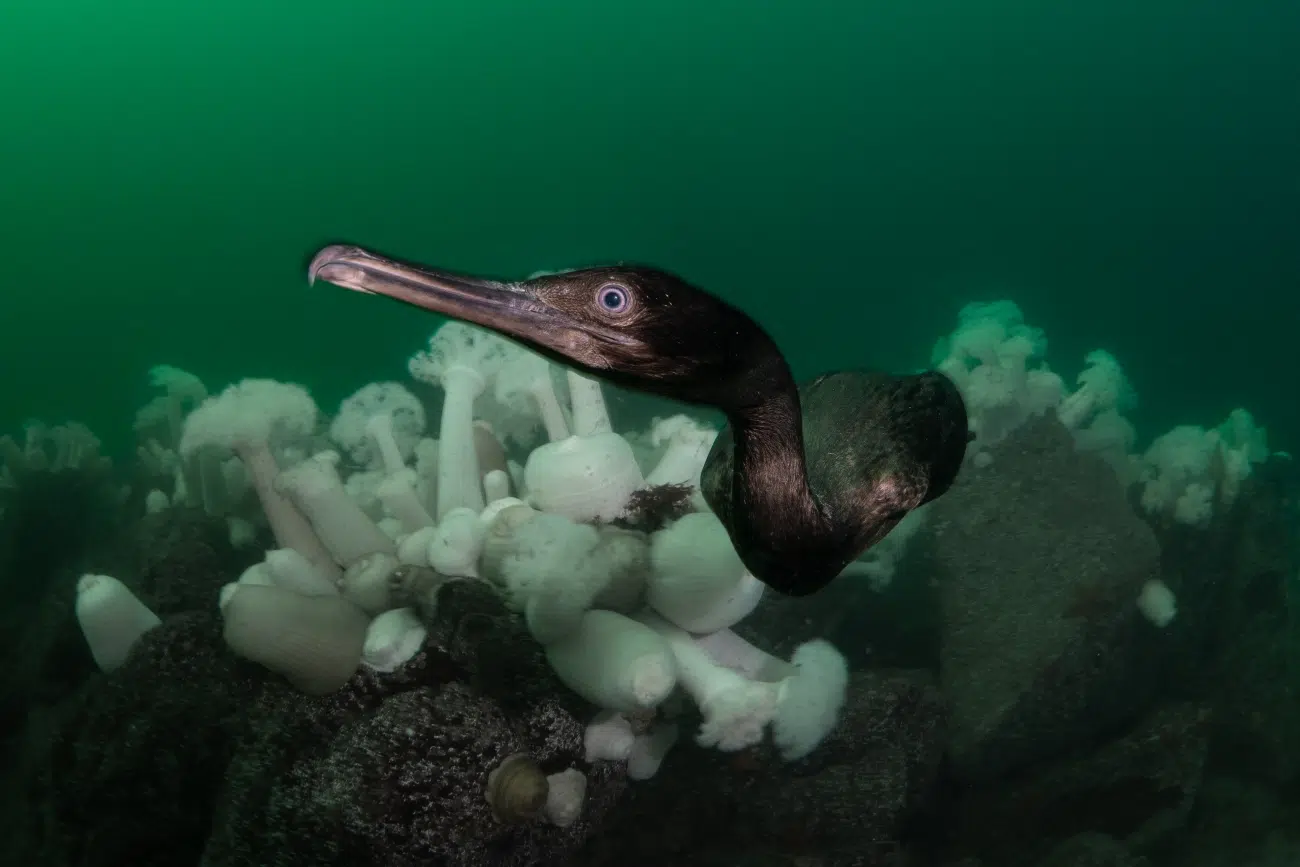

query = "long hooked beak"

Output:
[[307, 243, 566, 337]]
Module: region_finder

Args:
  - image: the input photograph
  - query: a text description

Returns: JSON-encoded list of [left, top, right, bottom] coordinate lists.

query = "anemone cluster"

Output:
[[932, 298, 1272, 526], [74, 319, 856, 826]]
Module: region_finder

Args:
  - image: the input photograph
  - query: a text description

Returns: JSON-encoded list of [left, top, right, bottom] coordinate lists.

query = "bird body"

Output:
[[702, 369, 966, 594]]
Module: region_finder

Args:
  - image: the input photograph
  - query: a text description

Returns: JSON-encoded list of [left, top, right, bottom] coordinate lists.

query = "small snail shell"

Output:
[[484, 753, 549, 823]]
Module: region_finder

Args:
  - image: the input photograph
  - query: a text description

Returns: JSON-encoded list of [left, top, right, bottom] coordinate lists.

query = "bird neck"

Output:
[[725, 388, 828, 568]]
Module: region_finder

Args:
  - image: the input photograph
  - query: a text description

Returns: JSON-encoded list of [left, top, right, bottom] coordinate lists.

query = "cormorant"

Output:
[[308, 245, 969, 596]]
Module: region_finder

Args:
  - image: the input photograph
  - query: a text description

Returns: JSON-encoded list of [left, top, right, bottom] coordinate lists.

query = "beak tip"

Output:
[[307, 243, 362, 287]]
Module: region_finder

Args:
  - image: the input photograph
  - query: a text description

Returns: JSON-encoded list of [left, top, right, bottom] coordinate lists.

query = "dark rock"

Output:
[[134, 507, 252, 615], [1036, 833, 1149, 867], [575, 670, 946, 866], [204, 578, 619, 866], [1192, 456, 1300, 784], [30, 610, 264, 867], [930, 416, 1166, 781], [944, 703, 1209, 866], [1167, 774, 1300, 866], [16, 563, 619, 867]]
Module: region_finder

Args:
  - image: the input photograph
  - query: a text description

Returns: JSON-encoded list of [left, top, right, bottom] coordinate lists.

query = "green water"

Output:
[[2, 0, 1297, 453]]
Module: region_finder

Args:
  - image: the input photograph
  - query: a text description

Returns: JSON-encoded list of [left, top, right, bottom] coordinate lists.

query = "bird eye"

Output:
[[595, 283, 631, 315]]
